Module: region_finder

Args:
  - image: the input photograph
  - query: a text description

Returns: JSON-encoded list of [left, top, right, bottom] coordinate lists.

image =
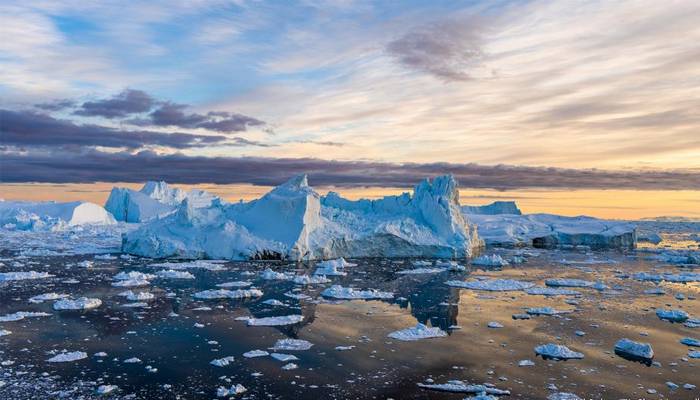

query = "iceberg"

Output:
[[388, 323, 448, 341], [614, 338, 654, 363], [122, 175, 482, 261], [0, 200, 115, 231], [105, 181, 219, 223], [462, 201, 522, 215], [465, 212, 636, 250]]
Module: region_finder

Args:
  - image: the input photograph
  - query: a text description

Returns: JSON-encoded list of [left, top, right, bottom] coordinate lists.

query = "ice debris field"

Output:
[[1, 175, 699, 399]]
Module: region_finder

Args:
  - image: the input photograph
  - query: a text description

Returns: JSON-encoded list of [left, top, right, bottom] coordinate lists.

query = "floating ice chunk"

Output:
[[243, 350, 269, 358], [534, 344, 584, 360], [47, 351, 88, 363], [634, 272, 700, 283], [643, 287, 665, 295], [151, 260, 226, 271], [0, 329, 11, 337], [518, 359, 535, 367], [270, 353, 299, 362], [28, 292, 69, 303], [284, 291, 311, 300], [210, 356, 236, 367], [77, 260, 94, 268], [417, 380, 510, 395], [313, 264, 347, 276], [53, 297, 102, 310], [114, 271, 156, 281], [397, 267, 447, 274], [446, 279, 534, 292], [260, 268, 293, 280], [271, 339, 313, 351], [680, 337, 700, 347], [216, 281, 253, 288], [96, 385, 118, 395], [335, 345, 355, 351], [544, 278, 598, 288], [685, 318, 700, 328], [614, 338, 654, 363], [216, 384, 246, 397], [156, 270, 195, 279], [689, 350, 700, 358], [0, 311, 51, 322], [0, 271, 54, 281], [321, 285, 393, 300], [120, 291, 154, 301], [123, 357, 142, 363], [471, 254, 508, 267], [526, 307, 573, 316], [262, 299, 286, 306], [112, 278, 150, 287], [246, 315, 304, 326], [434, 260, 465, 271], [525, 287, 579, 296], [193, 289, 263, 300], [547, 393, 582, 400], [293, 274, 331, 285], [281, 362, 298, 370], [317, 258, 356, 269], [487, 321, 504, 328], [388, 323, 447, 341], [656, 308, 689, 323]]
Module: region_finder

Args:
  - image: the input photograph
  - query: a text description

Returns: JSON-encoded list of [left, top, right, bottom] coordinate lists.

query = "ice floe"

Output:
[[193, 289, 263, 300], [526, 307, 573, 316], [28, 292, 69, 303], [0, 271, 54, 281], [388, 323, 447, 341], [417, 380, 510, 395], [47, 351, 88, 363], [156, 269, 195, 279], [216, 281, 253, 288], [210, 356, 236, 367], [216, 384, 246, 397], [524, 287, 580, 296], [534, 344, 584, 360], [246, 315, 304, 326], [271, 339, 313, 351], [321, 285, 393, 300], [471, 254, 509, 267], [242, 350, 269, 358], [656, 308, 689, 323], [270, 353, 299, 362], [445, 279, 534, 291], [0, 311, 52, 322], [614, 338, 654, 363], [53, 297, 102, 310]]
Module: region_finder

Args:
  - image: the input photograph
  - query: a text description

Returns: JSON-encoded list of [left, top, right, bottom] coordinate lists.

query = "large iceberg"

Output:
[[105, 181, 219, 223], [122, 174, 482, 261], [465, 212, 636, 250], [462, 201, 521, 215], [0, 200, 115, 231]]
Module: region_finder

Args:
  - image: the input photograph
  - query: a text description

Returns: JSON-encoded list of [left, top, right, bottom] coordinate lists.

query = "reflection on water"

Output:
[[0, 249, 699, 399]]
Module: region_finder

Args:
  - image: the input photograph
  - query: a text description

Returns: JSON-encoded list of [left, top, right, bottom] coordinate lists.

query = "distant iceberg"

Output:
[[122, 174, 483, 261], [105, 181, 219, 223], [462, 201, 521, 215], [0, 200, 115, 231]]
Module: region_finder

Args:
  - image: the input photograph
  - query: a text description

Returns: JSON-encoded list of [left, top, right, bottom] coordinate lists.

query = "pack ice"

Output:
[[105, 181, 219, 222], [122, 175, 482, 261], [0, 200, 115, 231]]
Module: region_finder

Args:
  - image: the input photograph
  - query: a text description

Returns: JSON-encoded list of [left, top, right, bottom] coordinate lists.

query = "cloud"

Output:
[[73, 89, 156, 118], [133, 102, 266, 133], [0, 109, 244, 149], [386, 17, 485, 81], [2, 149, 698, 191], [34, 99, 76, 111]]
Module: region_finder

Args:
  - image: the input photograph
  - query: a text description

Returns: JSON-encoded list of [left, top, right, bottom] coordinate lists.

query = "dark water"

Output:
[[0, 249, 699, 399]]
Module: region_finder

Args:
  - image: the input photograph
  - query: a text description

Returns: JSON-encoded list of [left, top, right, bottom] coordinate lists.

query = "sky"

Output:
[[1, 0, 699, 218]]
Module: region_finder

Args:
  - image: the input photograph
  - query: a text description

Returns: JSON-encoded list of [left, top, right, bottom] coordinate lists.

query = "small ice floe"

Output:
[[417, 380, 510, 395], [388, 323, 447, 341], [123, 357, 142, 363], [680, 337, 700, 347], [284, 291, 311, 300], [77, 260, 93, 268], [643, 287, 666, 295], [216, 281, 253, 288], [94, 352, 108, 357], [688, 350, 700, 358], [96, 385, 118, 395], [193, 289, 263, 300], [335, 345, 355, 351], [151, 260, 226, 271], [518, 359, 535, 367], [471, 254, 509, 267], [270, 353, 299, 362], [210, 356, 236, 367], [487, 322, 504, 328], [0, 329, 11, 336], [397, 267, 447, 275], [122, 302, 149, 308], [293, 274, 331, 285], [446, 279, 534, 292], [53, 297, 102, 310], [246, 315, 304, 326], [271, 339, 313, 351], [655, 308, 689, 323], [243, 350, 269, 358], [120, 291, 154, 301], [525, 287, 580, 296], [526, 307, 572, 316], [534, 344, 584, 360], [259, 268, 293, 280], [321, 285, 393, 300], [94, 254, 117, 260], [28, 292, 69, 303], [575, 331, 585, 337], [686, 318, 700, 328], [216, 384, 246, 397], [0, 311, 51, 322], [112, 271, 154, 287], [156, 269, 195, 279], [262, 299, 286, 306], [0, 271, 54, 281], [47, 351, 88, 363], [547, 393, 582, 400], [544, 278, 600, 289], [313, 258, 356, 276], [434, 260, 465, 271], [281, 363, 298, 370], [638, 232, 662, 245], [614, 338, 654, 364], [634, 272, 700, 283]]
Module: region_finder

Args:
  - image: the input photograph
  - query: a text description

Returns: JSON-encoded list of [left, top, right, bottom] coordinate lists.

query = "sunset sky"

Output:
[[1, 0, 699, 218]]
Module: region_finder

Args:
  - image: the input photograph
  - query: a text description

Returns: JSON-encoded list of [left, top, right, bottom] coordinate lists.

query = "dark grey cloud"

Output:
[[387, 18, 484, 81], [132, 102, 266, 133], [34, 99, 76, 112], [0, 109, 241, 149], [2, 149, 698, 191], [74, 89, 156, 119]]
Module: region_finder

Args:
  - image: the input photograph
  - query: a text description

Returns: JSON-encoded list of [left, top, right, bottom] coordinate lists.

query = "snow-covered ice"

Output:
[[246, 315, 304, 326], [0, 271, 54, 281], [656, 308, 689, 323], [614, 338, 654, 362], [53, 297, 102, 310], [321, 285, 393, 300], [0, 200, 115, 231], [534, 344, 584, 360], [471, 254, 509, 267], [417, 380, 510, 395], [271, 339, 313, 351], [47, 351, 88, 363], [387, 323, 447, 341]]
